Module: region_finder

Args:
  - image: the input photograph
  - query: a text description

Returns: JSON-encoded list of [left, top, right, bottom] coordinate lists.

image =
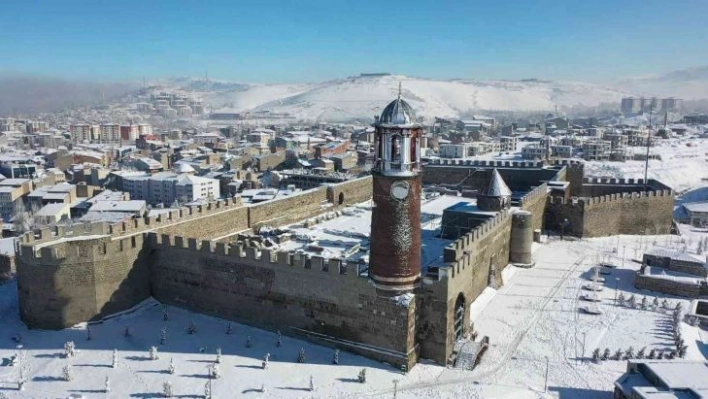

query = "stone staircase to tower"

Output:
[[453, 336, 489, 371]]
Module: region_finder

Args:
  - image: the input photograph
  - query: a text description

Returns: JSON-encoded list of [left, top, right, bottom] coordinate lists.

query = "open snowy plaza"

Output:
[[0, 227, 706, 399]]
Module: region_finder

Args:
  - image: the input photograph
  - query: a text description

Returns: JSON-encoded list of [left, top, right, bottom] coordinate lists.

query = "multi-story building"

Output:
[[582, 140, 611, 161], [521, 144, 549, 160], [621, 97, 683, 115], [138, 123, 153, 136], [99, 123, 121, 143], [120, 125, 140, 141], [0, 178, 32, 220], [499, 136, 518, 152], [438, 144, 467, 158], [121, 171, 220, 205], [551, 145, 572, 158], [70, 124, 99, 143]]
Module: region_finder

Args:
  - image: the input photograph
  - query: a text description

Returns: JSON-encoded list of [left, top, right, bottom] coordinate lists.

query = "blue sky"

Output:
[[1, 0, 706, 83]]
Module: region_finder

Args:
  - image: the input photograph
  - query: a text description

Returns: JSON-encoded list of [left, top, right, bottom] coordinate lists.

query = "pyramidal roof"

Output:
[[481, 169, 512, 197]]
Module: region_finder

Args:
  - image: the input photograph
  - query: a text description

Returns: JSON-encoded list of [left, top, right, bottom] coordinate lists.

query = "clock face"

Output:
[[391, 181, 410, 200]]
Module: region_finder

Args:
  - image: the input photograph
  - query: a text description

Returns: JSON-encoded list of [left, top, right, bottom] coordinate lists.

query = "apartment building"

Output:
[[582, 140, 611, 161]]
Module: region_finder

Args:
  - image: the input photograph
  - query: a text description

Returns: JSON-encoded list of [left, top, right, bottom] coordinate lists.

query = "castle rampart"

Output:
[[418, 209, 512, 364], [148, 232, 418, 369], [544, 184, 674, 237]]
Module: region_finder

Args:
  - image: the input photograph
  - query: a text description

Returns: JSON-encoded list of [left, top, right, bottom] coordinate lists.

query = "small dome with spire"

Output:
[[377, 83, 418, 126]]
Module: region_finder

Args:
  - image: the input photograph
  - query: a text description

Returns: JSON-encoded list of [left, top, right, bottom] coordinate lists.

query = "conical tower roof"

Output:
[[481, 169, 512, 197]]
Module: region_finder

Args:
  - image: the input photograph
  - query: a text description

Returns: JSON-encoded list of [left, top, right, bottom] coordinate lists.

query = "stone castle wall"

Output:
[[14, 177, 377, 330], [519, 183, 549, 232], [16, 233, 151, 329], [418, 210, 512, 364], [635, 272, 704, 298], [149, 234, 418, 369], [544, 185, 674, 238]]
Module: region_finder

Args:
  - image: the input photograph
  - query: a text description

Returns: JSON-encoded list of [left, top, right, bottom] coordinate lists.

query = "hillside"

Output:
[[198, 74, 631, 122]]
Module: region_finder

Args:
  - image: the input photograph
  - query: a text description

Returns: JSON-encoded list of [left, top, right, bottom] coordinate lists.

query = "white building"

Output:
[[70, 124, 98, 143], [138, 123, 153, 136], [439, 144, 467, 158], [121, 170, 220, 206]]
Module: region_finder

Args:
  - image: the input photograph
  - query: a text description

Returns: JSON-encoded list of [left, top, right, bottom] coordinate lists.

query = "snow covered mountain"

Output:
[[199, 74, 631, 122], [164, 66, 708, 122], [613, 66, 708, 100]]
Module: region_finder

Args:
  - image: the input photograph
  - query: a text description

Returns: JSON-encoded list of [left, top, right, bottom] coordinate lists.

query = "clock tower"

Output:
[[369, 87, 423, 295]]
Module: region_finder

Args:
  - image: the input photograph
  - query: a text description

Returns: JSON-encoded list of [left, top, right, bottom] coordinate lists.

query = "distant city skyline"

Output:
[[1, 0, 707, 84]]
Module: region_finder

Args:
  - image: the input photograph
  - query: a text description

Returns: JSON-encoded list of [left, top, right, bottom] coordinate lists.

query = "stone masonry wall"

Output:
[[248, 187, 330, 230], [520, 183, 549, 232], [149, 235, 418, 368], [635, 272, 702, 298], [0, 254, 15, 280], [16, 234, 150, 329], [418, 210, 511, 364]]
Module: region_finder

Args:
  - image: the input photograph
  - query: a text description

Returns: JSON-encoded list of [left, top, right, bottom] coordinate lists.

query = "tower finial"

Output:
[[398, 82, 402, 99]]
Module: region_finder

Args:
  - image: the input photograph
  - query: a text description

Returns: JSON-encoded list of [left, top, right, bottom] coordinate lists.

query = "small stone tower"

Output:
[[477, 169, 512, 212], [369, 88, 424, 295]]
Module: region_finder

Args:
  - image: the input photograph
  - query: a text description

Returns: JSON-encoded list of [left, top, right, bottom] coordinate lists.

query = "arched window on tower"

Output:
[[391, 135, 401, 163]]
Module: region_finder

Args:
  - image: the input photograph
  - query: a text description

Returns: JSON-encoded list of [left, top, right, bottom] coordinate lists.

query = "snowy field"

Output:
[[1, 231, 707, 398]]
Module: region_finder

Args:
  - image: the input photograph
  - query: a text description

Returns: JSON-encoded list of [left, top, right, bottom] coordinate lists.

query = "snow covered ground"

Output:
[[1, 231, 707, 398]]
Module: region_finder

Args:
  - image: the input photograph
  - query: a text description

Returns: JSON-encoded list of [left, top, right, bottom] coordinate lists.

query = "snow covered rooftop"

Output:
[[277, 194, 466, 269], [645, 247, 706, 265]]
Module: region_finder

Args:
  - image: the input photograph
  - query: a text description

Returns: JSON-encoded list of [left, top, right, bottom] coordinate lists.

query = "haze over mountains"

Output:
[[2, 66, 707, 121]]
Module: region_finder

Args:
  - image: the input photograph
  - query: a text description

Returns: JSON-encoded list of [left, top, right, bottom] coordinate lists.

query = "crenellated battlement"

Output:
[[550, 159, 584, 167], [545, 187, 673, 209], [519, 183, 549, 208], [148, 233, 360, 279], [426, 159, 544, 168], [439, 209, 511, 280], [17, 196, 245, 249], [16, 233, 147, 263]]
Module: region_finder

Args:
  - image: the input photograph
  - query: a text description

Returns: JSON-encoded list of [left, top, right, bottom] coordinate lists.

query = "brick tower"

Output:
[[369, 87, 424, 295]]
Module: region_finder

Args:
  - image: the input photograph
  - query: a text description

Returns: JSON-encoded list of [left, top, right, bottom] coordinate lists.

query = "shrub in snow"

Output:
[[163, 306, 169, 321], [211, 364, 221, 379], [216, 347, 222, 364], [168, 358, 175, 374], [662, 299, 669, 309], [637, 347, 646, 359], [160, 327, 167, 345], [676, 302, 683, 311], [309, 375, 315, 392], [17, 365, 27, 391], [276, 330, 282, 347], [226, 323, 233, 335], [618, 292, 625, 305], [648, 349, 656, 359], [679, 345, 688, 358], [640, 296, 648, 310], [187, 321, 196, 335], [652, 297, 660, 309], [204, 381, 212, 399], [105, 376, 110, 393], [163, 381, 173, 397], [601, 348, 611, 360], [592, 348, 601, 363], [297, 347, 306, 363], [64, 341, 76, 358], [333, 349, 339, 365], [62, 364, 73, 381], [112, 349, 118, 368], [262, 353, 270, 369], [627, 295, 636, 308], [613, 349, 623, 361], [246, 335, 253, 348], [667, 350, 676, 359], [657, 351, 665, 359], [625, 346, 635, 359], [150, 346, 159, 360], [358, 368, 367, 383], [260, 384, 266, 393], [124, 326, 132, 337]]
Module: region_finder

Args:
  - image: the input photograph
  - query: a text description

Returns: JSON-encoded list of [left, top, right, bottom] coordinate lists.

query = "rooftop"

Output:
[[276, 194, 466, 269], [645, 247, 706, 265]]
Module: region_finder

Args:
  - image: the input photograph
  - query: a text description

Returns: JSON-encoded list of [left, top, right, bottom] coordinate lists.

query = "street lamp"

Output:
[[614, 277, 620, 306]]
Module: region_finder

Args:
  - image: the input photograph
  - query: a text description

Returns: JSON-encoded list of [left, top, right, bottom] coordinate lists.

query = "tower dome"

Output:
[[378, 97, 417, 126]]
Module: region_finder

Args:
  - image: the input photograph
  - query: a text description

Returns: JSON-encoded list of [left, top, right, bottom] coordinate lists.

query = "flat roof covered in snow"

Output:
[[645, 247, 706, 266]]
